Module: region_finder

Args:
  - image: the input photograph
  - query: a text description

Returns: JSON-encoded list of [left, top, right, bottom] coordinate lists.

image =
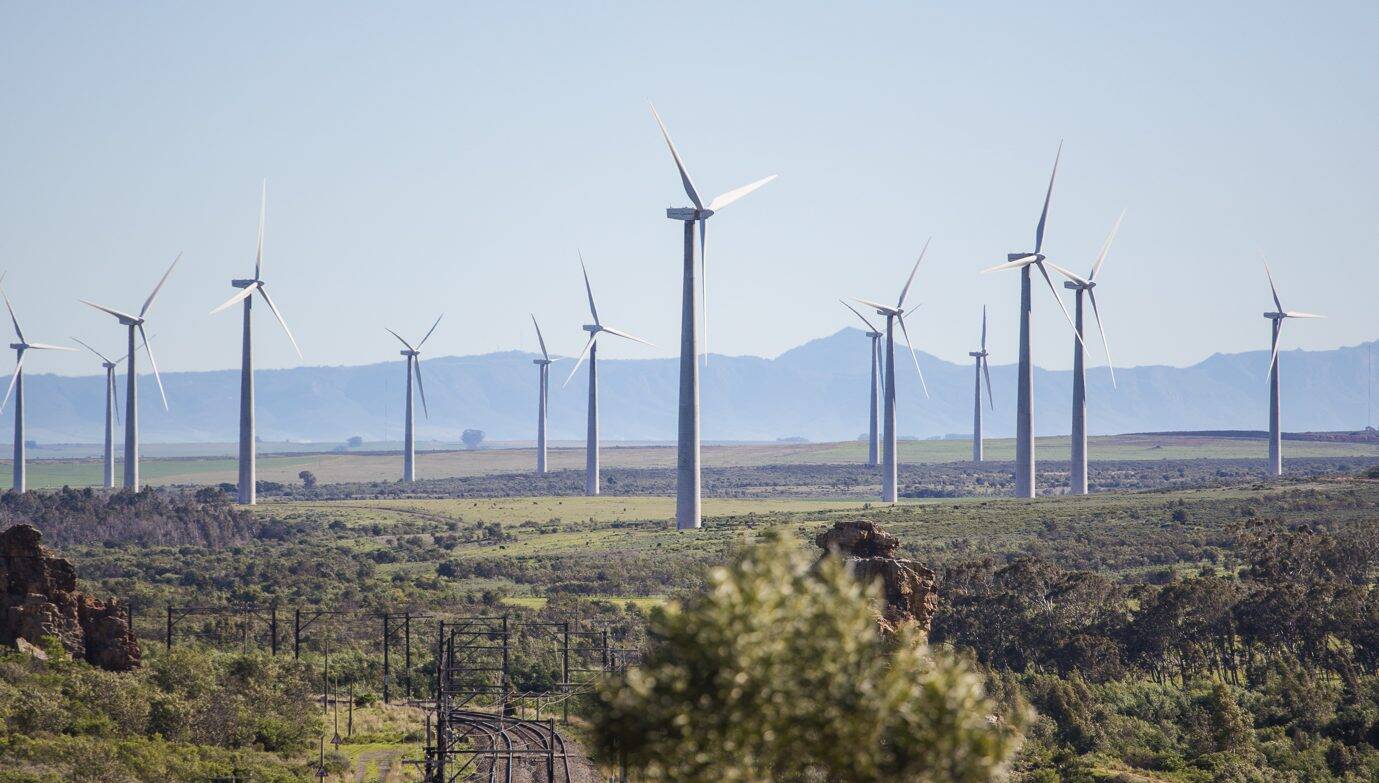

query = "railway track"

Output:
[[448, 709, 573, 783]]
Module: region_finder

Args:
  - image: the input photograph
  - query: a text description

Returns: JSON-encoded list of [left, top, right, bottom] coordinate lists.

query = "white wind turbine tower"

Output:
[[81, 255, 179, 489], [1, 287, 75, 492], [71, 337, 134, 489], [531, 314, 552, 474], [564, 256, 652, 496], [982, 145, 1084, 498], [1262, 260, 1323, 477], [209, 182, 302, 505], [853, 240, 932, 503], [841, 300, 884, 466], [651, 104, 776, 530], [1049, 211, 1124, 494], [386, 315, 442, 483], [968, 307, 994, 462]]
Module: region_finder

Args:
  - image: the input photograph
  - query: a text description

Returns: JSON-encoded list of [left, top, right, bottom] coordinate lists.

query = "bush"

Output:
[[589, 534, 1024, 782]]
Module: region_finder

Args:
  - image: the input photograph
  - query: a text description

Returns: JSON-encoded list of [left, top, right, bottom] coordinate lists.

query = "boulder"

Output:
[[0, 524, 140, 670], [816, 520, 938, 634]]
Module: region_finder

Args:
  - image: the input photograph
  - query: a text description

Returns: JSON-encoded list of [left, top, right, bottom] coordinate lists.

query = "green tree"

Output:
[[298, 470, 318, 489], [461, 429, 485, 450], [589, 534, 1023, 782]]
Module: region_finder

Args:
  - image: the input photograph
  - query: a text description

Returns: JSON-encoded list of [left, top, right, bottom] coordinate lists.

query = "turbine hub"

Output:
[[583, 324, 601, 333]]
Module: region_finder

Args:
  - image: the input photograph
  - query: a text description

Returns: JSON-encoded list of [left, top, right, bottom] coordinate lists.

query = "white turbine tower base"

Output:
[[563, 255, 652, 497], [81, 254, 180, 490], [651, 103, 776, 530], [210, 182, 302, 505]]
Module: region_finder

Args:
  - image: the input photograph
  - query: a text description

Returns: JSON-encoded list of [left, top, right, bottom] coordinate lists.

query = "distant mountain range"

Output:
[[8, 329, 1377, 445]]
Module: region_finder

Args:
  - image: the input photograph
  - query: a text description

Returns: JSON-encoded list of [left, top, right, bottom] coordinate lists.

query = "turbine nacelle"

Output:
[[665, 207, 714, 221], [583, 324, 602, 334], [1062, 279, 1096, 291], [533, 358, 552, 366], [231, 278, 260, 289], [400, 349, 420, 357]]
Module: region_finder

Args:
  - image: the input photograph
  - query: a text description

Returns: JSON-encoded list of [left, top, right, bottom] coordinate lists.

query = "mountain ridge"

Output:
[[7, 328, 1375, 444]]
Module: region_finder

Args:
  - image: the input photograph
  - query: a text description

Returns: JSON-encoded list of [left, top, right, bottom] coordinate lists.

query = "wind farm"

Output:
[[2, 5, 1378, 780]]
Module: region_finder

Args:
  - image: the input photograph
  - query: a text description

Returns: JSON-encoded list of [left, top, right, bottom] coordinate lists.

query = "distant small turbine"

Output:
[[841, 300, 884, 467], [531, 314, 552, 474], [1261, 260, 1323, 477], [210, 182, 302, 505], [0, 286, 75, 492], [81, 255, 179, 489], [982, 144, 1084, 498], [71, 337, 134, 489], [564, 255, 652, 496], [853, 239, 932, 504], [1049, 211, 1124, 494], [968, 307, 994, 462], [651, 104, 776, 529], [386, 315, 442, 482]]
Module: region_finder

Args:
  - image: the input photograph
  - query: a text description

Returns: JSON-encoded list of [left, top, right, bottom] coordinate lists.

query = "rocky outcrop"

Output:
[[816, 520, 938, 635], [1, 524, 140, 670]]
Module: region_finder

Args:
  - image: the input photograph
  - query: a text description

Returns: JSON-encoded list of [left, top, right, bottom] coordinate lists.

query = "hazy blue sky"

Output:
[[1, 1, 1375, 378]]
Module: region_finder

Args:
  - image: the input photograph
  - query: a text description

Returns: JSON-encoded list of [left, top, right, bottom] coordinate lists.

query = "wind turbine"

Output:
[[982, 144, 1084, 498], [841, 300, 884, 466], [71, 337, 135, 489], [531, 314, 552, 474], [386, 315, 442, 483], [1049, 211, 1124, 494], [210, 182, 302, 505], [853, 239, 932, 504], [651, 104, 776, 529], [563, 256, 652, 496], [0, 287, 75, 492], [1262, 260, 1323, 477], [80, 255, 179, 489], [968, 307, 994, 463]]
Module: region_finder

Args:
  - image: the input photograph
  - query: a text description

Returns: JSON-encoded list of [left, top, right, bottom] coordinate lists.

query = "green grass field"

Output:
[[5, 433, 1375, 490]]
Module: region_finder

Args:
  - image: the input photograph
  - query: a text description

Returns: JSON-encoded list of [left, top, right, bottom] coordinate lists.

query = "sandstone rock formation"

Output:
[[1, 524, 140, 670], [816, 520, 938, 635]]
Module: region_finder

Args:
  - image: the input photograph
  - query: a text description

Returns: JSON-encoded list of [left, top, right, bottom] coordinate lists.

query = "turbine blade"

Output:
[[139, 325, 168, 411], [578, 251, 600, 325], [1036, 261, 1086, 349], [1089, 209, 1125, 281], [255, 179, 266, 280], [385, 328, 416, 352], [257, 284, 302, 358], [80, 300, 138, 323], [982, 356, 995, 411], [1034, 141, 1062, 254], [112, 371, 120, 425], [1, 289, 24, 343], [1087, 288, 1116, 388], [896, 313, 929, 398], [0, 351, 24, 414], [840, 300, 879, 333], [896, 237, 931, 310], [417, 312, 444, 349], [1284, 311, 1325, 319], [413, 358, 430, 419], [563, 333, 598, 387], [980, 305, 988, 351], [600, 325, 655, 347], [1044, 260, 1087, 285], [71, 336, 113, 364], [700, 219, 708, 366], [1262, 257, 1283, 313], [981, 255, 1038, 274], [649, 103, 703, 209], [210, 285, 255, 315], [1267, 321, 1284, 382], [25, 343, 75, 351], [139, 253, 182, 318], [853, 297, 899, 316], [706, 175, 778, 211], [531, 314, 549, 361]]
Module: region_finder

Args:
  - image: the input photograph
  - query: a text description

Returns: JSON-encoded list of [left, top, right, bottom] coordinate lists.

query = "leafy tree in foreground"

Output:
[[589, 534, 1024, 783]]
